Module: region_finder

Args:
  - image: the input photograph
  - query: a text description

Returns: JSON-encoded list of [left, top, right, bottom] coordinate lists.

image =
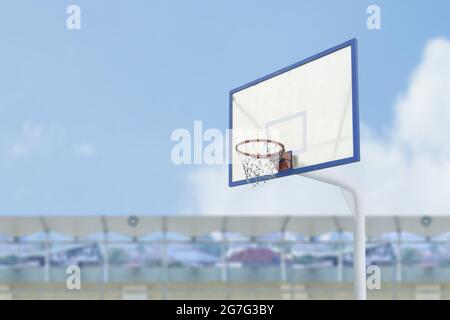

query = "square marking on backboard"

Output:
[[265, 111, 307, 155]]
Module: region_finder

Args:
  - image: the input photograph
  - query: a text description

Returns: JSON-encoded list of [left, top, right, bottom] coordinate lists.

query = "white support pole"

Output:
[[353, 203, 366, 300], [299, 173, 366, 300]]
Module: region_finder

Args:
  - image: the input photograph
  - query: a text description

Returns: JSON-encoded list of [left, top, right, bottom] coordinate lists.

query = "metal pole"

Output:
[[39, 217, 51, 283], [100, 217, 109, 285], [103, 232, 109, 283], [44, 232, 50, 283], [223, 235, 231, 299], [396, 230, 402, 283], [220, 218, 230, 299], [394, 230, 402, 300], [299, 173, 366, 300], [221, 236, 228, 283], [280, 237, 287, 283], [162, 232, 168, 300], [337, 232, 343, 283]]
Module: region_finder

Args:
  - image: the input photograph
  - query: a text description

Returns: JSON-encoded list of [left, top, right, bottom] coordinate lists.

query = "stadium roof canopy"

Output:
[[0, 216, 447, 238]]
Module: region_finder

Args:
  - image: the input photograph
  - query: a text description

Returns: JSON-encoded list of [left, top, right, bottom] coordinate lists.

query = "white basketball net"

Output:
[[236, 139, 285, 186]]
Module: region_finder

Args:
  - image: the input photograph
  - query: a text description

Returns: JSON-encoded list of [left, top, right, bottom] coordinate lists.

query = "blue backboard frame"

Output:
[[228, 39, 360, 187]]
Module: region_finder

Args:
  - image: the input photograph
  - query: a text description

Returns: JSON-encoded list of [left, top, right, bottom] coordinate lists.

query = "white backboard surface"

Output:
[[229, 39, 360, 187]]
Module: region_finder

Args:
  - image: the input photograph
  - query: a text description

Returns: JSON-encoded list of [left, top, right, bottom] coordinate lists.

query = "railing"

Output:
[[1, 265, 450, 284], [1, 238, 450, 285], [2, 282, 450, 300]]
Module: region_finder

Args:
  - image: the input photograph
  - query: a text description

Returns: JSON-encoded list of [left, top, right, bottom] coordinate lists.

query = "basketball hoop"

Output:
[[235, 139, 285, 185]]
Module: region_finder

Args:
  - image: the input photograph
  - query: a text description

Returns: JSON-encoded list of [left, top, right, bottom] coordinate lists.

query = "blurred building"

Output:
[[0, 215, 449, 299]]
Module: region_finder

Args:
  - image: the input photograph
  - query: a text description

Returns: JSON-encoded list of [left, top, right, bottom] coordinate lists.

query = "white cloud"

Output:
[[394, 38, 450, 156], [5, 120, 96, 161], [182, 38, 450, 216], [72, 143, 97, 157], [9, 120, 64, 159], [182, 166, 351, 215]]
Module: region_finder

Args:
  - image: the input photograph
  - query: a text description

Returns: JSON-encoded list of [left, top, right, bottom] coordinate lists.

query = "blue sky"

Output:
[[0, 1, 449, 215]]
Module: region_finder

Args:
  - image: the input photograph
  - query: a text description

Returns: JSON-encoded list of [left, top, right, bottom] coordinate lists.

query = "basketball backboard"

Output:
[[229, 39, 360, 187]]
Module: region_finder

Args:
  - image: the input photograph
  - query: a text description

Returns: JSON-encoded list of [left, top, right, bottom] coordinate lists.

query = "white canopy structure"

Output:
[[0, 215, 447, 238]]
